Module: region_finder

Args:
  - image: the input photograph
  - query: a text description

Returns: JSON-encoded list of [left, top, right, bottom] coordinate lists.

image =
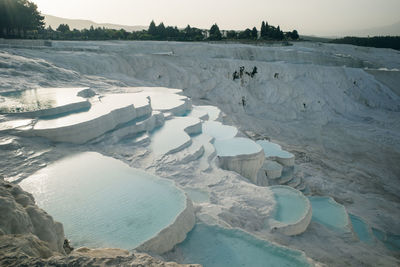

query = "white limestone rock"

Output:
[[263, 160, 283, 179], [0, 179, 65, 254]]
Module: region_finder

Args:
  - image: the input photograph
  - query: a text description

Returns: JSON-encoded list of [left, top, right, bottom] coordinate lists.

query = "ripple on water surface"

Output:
[[19, 152, 186, 249]]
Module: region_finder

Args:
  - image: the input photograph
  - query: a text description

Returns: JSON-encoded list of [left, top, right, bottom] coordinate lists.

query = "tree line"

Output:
[[0, 0, 299, 41], [330, 36, 400, 51]]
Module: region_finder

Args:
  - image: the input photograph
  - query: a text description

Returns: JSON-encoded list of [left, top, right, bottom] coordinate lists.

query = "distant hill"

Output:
[[340, 21, 400, 37], [44, 14, 147, 32]]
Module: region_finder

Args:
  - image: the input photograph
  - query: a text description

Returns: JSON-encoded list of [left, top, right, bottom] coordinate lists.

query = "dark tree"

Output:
[[227, 30, 237, 39], [148, 20, 157, 36], [56, 24, 70, 33], [209, 23, 222, 40], [261, 21, 266, 38], [251, 27, 258, 40], [0, 0, 44, 37], [238, 28, 252, 39], [157, 22, 166, 39], [291, 30, 299, 40]]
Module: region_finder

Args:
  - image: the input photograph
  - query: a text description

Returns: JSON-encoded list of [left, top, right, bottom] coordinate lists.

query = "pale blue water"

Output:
[[19, 152, 186, 250], [349, 214, 373, 243], [372, 228, 400, 251], [34, 93, 148, 129], [178, 223, 311, 267], [0, 87, 86, 113], [308, 197, 349, 231], [202, 121, 237, 140], [184, 188, 209, 203], [214, 137, 262, 157], [189, 105, 221, 121], [271, 187, 307, 224], [150, 116, 200, 155], [256, 140, 294, 159]]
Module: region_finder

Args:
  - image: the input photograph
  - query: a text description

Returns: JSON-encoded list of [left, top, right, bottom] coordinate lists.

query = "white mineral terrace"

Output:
[[0, 87, 91, 117], [19, 152, 195, 254], [268, 186, 312, 236], [2, 40, 399, 266], [256, 140, 295, 166]]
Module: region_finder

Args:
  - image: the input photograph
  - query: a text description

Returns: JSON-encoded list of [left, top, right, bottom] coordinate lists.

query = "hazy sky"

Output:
[[31, 0, 400, 35]]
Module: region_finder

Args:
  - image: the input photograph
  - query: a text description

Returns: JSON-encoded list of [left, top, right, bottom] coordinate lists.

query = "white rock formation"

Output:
[[0, 179, 65, 254], [269, 186, 312, 236], [137, 197, 196, 254]]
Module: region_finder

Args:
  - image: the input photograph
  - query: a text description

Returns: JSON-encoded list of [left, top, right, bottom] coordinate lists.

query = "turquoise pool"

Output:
[[349, 214, 373, 243], [308, 196, 349, 231], [256, 140, 294, 159], [177, 223, 311, 267], [19, 152, 186, 249], [214, 137, 262, 157], [271, 186, 308, 224], [202, 121, 237, 140]]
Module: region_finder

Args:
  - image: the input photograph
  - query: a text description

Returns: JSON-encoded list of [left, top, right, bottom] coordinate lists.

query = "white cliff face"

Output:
[[0, 41, 399, 266], [0, 179, 66, 254]]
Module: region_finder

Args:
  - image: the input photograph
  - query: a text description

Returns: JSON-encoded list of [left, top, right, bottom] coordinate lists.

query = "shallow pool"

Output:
[[0, 88, 87, 113], [189, 106, 221, 121], [177, 223, 310, 267], [308, 196, 349, 231], [202, 121, 237, 140], [256, 140, 294, 159], [19, 152, 186, 249], [150, 116, 200, 155], [349, 214, 373, 243], [271, 186, 308, 224], [34, 93, 148, 129], [214, 137, 262, 157]]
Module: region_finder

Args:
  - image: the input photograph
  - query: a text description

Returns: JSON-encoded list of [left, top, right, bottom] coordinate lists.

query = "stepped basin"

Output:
[[269, 186, 312, 235], [308, 196, 350, 232], [202, 121, 237, 140], [189, 105, 221, 121], [349, 214, 373, 243], [133, 87, 191, 115], [176, 223, 311, 267], [214, 137, 264, 183], [256, 140, 295, 166], [0, 87, 90, 117], [150, 116, 201, 155], [19, 152, 194, 253], [28, 93, 151, 143]]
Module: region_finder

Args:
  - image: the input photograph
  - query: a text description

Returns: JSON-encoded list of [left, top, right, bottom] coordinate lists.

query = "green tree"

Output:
[[227, 30, 237, 39], [0, 0, 44, 37], [148, 20, 156, 36], [56, 24, 70, 33], [251, 27, 258, 40], [209, 23, 222, 40], [260, 21, 266, 38], [238, 28, 252, 39]]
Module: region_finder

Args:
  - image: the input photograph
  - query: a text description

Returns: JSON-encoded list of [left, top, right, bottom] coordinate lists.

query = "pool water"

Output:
[[214, 137, 262, 157], [256, 140, 294, 159], [308, 196, 349, 231], [202, 121, 237, 140], [0, 88, 87, 113], [150, 116, 200, 155], [349, 214, 373, 243], [177, 223, 311, 267], [34, 93, 148, 129], [372, 228, 400, 251], [19, 152, 186, 250], [271, 186, 308, 224]]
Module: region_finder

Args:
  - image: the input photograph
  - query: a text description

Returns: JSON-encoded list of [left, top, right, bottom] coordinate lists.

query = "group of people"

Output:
[[233, 66, 258, 80]]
